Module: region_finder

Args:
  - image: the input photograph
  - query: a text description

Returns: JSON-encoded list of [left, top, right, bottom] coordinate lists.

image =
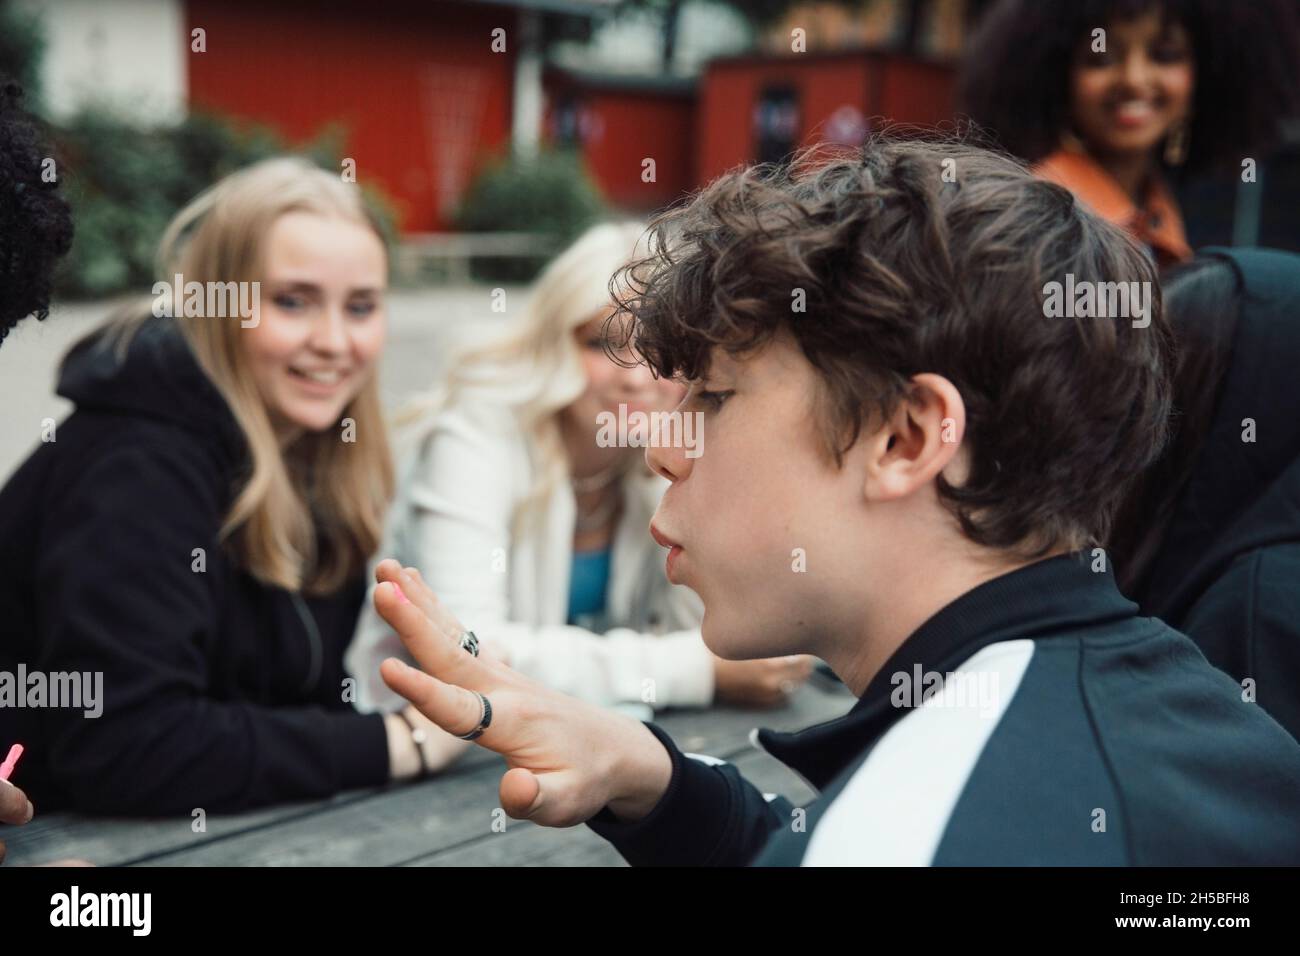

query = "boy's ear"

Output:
[[863, 373, 966, 502]]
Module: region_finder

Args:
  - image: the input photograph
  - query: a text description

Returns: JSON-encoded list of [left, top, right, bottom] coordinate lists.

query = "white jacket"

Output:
[[347, 397, 714, 713]]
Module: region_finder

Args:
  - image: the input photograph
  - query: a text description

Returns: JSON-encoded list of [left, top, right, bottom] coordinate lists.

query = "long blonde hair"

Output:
[[95, 157, 394, 594], [402, 221, 648, 532]]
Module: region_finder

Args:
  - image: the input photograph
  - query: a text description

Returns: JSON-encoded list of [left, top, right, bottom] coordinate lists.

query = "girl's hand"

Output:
[[372, 560, 672, 826], [0, 778, 34, 866], [712, 654, 815, 708], [403, 704, 471, 772]]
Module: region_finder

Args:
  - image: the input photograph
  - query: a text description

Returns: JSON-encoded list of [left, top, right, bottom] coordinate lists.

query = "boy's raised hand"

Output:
[[373, 560, 672, 827]]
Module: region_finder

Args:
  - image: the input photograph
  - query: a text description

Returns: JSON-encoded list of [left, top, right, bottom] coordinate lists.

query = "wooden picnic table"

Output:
[[4, 678, 853, 867]]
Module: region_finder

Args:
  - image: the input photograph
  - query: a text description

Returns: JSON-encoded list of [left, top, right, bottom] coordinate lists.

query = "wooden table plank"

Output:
[[138, 757, 511, 866], [413, 745, 823, 867], [408, 819, 628, 867], [142, 684, 849, 866], [2, 788, 374, 868], [3, 680, 853, 867]]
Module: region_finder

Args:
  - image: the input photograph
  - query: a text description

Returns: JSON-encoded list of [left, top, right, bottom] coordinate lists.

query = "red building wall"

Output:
[[879, 58, 957, 127], [545, 81, 695, 212], [184, 1, 956, 230], [697, 52, 955, 183], [186, 0, 517, 231]]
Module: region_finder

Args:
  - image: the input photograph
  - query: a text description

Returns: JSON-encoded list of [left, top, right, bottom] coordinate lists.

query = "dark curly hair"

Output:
[[958, 0, 1300, 173], [610, 136, 1173, 557], [0, 76, 73, 345]]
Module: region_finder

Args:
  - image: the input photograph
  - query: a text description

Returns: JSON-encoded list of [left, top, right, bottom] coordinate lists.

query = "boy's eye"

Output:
[[695, 388, 734, 410], [347, 299, 377, 319]]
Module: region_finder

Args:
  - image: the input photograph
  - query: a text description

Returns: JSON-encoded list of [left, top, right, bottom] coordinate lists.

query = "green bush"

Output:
[[454, 148, 607, 282], [0, 0, 45, 108], [52, 111, 397, 298]]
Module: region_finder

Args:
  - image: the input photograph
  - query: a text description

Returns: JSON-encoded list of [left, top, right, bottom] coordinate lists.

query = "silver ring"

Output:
[[458, 630, 479, 657], [457, 691, 492, 740]]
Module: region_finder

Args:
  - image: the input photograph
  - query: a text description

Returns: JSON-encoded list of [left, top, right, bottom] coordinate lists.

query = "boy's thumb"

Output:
[[500, 766, 543, 819]]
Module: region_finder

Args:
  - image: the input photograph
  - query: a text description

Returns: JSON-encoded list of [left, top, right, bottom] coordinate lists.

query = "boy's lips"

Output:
[[649, 522, 685, 582], [649, 523, 678, 549]]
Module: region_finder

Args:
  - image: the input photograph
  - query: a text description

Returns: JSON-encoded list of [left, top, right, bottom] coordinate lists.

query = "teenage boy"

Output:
[[370, 139, 1300, 865]]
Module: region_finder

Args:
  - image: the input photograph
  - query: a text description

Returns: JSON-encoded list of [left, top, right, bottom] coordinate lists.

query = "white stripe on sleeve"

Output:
[[802, 639, 1036, 866]]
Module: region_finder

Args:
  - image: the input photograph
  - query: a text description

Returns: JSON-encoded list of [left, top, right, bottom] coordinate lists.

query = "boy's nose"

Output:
[[646, 435, 691, 483]]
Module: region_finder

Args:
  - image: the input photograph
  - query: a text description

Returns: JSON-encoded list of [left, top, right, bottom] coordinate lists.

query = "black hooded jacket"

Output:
[[588, 555, 1300, 865], [1137, 247, 1300, 742], [0, 317, 388, 814]]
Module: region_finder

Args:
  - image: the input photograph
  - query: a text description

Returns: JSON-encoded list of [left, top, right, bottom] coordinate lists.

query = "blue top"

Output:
[[567, 548, 612, 626]]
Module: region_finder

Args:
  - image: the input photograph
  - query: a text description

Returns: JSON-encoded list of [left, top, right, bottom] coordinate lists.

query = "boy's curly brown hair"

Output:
[[611, 135, 1173, 557]]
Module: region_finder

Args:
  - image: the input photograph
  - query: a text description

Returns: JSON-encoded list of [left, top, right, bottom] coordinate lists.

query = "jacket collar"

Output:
[[754, 553, 1138, 790], [1033, 147, 1192, 267]]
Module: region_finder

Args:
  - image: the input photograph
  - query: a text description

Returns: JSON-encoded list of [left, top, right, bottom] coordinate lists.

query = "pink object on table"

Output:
[[0, 743, 24, 781]]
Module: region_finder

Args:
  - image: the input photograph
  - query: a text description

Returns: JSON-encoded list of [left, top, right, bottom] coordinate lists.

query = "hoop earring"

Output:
[[1163, 120, 1190, 167]]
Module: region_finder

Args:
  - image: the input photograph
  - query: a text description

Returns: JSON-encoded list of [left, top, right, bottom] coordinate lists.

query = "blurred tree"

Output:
[[53, 112, 396, 298], [0, 0, 46, 109], [454, 148, 606, 282]]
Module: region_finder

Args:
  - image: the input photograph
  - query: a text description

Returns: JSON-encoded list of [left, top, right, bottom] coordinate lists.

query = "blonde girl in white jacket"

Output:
[[347, 222, 811, 729]]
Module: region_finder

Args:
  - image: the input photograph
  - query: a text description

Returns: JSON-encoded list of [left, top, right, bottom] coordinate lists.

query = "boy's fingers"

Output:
[[376, 560, 434, 611], [380, 658, 489, 740], [373, 557, 404, 584], [376, 561, 464, 642], [405, 583, 443, 624], [395, 564, 443, 623], [376, 561, 432, 616], [374, 581, 475, 686]]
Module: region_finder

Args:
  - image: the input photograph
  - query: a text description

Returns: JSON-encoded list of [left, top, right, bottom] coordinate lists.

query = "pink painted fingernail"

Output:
[[0, 743, 23, 782], [392, 582, 410, 605]]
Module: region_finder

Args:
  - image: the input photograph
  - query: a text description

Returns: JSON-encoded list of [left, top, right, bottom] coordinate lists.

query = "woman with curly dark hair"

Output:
[[0, 76, 72, 864], [0, 77, 73, 345], [959, 0, 1300, 268]]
